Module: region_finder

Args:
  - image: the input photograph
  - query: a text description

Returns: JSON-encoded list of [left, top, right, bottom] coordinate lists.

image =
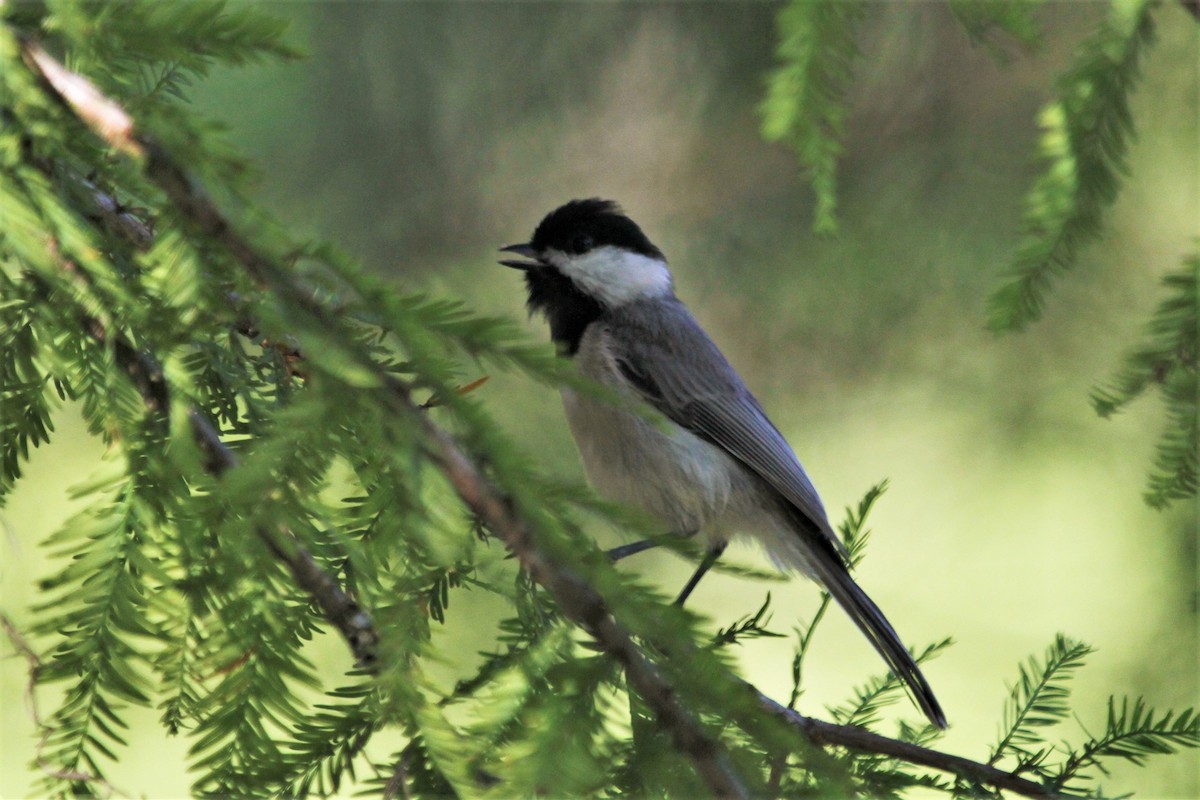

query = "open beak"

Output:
[[498, 243, 543, 270]]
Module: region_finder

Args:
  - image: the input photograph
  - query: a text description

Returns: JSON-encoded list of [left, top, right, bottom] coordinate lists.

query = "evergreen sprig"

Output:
[[787, 480, 887, 710], [760, 2, 1188, 511], [761, 0, 869, 234], [712, 593, 787, 649], [990, 634, 1094, 766], [31, 481, 158, 794], [831, 638, 954, 731], [0, 278, 57, 504], [1052, 698, 1200, 791], [987, 0, 1157, 331], [273, 683, 379, 797], [1090, 252, 1198, 508]]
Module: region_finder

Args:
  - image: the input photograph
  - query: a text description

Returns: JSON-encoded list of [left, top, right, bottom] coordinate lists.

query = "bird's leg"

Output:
[[674, 541, 727, 606], [606, 539, 664, 562], [606, 530, 697, 563]]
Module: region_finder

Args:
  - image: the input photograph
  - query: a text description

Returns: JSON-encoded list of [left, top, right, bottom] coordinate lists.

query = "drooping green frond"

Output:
[[988, 0, 1157, 331], [0, 276, 58, 504], [440, 626, 616, 796], [990, 634, 1094, 765], [154, 595, 204, 737], [761, 0, 869, 234], [186, 576, 322, 797], [31, 478, 158, 795], [948, 0, 1043, 55], [273, 684, 379, 797], [1091, 253, 1198, 508]]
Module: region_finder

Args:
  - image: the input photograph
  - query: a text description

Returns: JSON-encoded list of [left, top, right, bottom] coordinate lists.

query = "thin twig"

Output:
[[0, 612, 43, 727], [751, 686, 1057, 799], [28, 252, 380, 667], [114, 321, 381, 668], [382, 749, 414, 800], [1, 613, 127, 797]]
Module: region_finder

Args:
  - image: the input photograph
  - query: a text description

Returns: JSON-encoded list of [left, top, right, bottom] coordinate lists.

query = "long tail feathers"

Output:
[[812, 558, 948, 729]]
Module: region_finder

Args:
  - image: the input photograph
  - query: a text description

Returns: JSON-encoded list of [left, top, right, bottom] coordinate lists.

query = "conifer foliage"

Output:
[[762, 0, 1196, 511], [1, 2, 1197, 798], [760, 0, 867, 235], [1091, 255, 1198, 508]]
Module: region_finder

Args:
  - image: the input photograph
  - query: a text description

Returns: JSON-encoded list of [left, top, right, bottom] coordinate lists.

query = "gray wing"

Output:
[[606, 298, 845, 557], [607, 300, 949, 729]]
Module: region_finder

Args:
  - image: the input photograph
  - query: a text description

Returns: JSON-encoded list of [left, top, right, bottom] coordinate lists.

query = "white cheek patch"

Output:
[[550, 246, 673, 306]]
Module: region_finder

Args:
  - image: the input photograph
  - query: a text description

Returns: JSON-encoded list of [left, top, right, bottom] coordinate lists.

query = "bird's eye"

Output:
[[571, 234, 594, 253]]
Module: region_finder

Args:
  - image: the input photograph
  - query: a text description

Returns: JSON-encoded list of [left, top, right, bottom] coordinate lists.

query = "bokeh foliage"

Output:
[[762, 0, 1197, 511], [1, 1, 1197, 798]]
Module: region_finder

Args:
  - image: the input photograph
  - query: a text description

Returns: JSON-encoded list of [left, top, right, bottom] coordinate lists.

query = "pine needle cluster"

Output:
[[1091, 253, 1198, 508], [760, 0, 868, 235], [1, 2, 1196, 798], [987, 0, 1157, 331]]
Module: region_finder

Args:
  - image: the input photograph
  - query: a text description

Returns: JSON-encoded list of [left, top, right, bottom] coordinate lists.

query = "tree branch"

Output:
[[25, 246, 380, 670], [14, 29, 1065, 800], [411, 402, 749, 798], [11, 43, 378, 668], [751, 685, 1057, 799], [113, 307, 381, 668]]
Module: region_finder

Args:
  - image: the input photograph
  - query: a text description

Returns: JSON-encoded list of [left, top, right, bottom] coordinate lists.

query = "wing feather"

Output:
[[608, 299, 947, 728], [609, 299, 845, 557]]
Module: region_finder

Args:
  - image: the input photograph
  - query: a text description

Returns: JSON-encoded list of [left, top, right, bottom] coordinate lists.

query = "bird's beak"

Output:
[[498, 243, 543, 270]]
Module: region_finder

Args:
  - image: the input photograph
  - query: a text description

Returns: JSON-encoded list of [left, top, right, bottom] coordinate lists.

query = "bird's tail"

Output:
[[809, 556, 947, 729]]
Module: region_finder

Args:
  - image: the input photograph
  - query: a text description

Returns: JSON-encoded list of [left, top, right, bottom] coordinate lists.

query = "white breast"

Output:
[[562, 326, 746, 534]]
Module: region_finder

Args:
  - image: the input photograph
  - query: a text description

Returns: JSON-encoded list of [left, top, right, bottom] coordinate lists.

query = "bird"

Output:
[[499, 198, 946, 729]]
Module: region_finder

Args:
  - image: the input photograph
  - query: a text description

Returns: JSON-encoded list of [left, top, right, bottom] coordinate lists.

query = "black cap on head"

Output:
[[530, 199, 664, 260]]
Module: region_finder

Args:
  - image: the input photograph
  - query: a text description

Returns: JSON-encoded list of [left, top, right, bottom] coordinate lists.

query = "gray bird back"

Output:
[[604, 298, 845, 558]]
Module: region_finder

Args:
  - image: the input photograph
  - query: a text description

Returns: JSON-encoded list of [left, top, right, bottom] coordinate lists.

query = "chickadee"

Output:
[[500, 198, 946, 729]]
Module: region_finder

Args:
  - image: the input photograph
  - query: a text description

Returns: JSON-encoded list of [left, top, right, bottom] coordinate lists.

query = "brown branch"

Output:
[[1182, 0, 1200, 22], [15, 28, 1067, 800], [751, 686, 1057, 799], [408, 403, 748, 798], [12, 43, 378, 667], [25, 243, 380, 668], [382, 749, 415, 800], [101, 308, 380, 669]]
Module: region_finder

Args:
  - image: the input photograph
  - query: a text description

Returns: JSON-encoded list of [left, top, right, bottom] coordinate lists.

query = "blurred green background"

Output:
[[2, 2, 1197, 797]]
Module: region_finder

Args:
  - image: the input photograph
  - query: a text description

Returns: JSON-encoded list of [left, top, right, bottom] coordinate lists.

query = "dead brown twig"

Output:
[[0, 613, 128, 797]]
